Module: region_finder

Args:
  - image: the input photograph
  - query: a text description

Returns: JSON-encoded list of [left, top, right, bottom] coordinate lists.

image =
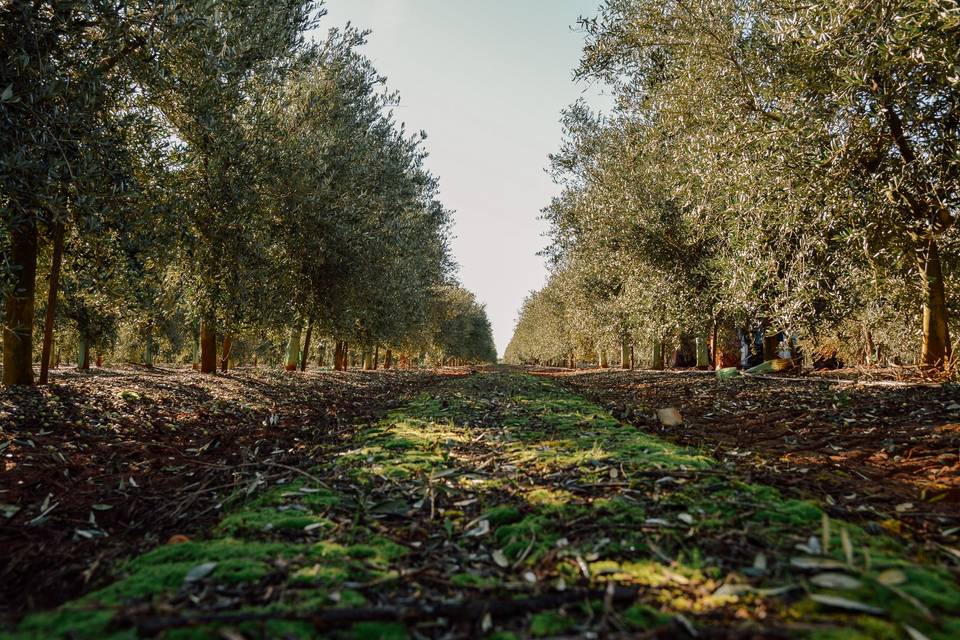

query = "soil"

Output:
[[0, 365, 450, 622]]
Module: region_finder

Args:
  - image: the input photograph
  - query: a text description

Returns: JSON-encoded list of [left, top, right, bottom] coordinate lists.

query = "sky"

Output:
[[315, 0, 613, 356]]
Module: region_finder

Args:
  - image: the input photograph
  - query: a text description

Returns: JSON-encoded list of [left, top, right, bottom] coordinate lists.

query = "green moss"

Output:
[[340, 622, 408, 640], [213, 558, 270, 583], [494, 515, 560, 564], [899, 567, 960, 612], [15, 609, 126, 640], [128, 539, 304, 570], [216, 507, 332, 536], [622, 604, 671, 630], [529, 611, 574, 637], [483, 505, 522, 526], [88, 562, 194, 604], [809, 617, 900, 640], [345, 537, 408, 566], [449, 573, 497, 588], [290, 562, 349, 586]]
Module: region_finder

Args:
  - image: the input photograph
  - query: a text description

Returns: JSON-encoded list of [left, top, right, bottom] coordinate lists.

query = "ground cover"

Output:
[[541, 369, 960, 543], [5, 369, 959, 639], [0, 366, 448, 620]]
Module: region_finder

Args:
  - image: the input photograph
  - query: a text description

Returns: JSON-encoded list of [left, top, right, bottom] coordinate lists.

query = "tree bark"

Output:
[[920, 237, 951, 368], [3, 223, 38, 385], [39, 222, 65, 385], [285, 321, 303, 371], [362, 349, 374, 370], [199, 316, 217, 374], [373, 345, 379, 370], [695, 336, 710, 369], [620, 339, 630, 369], [220, 335, 232, 371], [144, 321, 155, 367], [77, 334, 90, 370], [713, 319, 740, 368], [300, 319, 313, 372], [384, 348, 393, 369], [762, 332, 780, 361], [651, 341, 664, 371], [598, 346, 608, 368]]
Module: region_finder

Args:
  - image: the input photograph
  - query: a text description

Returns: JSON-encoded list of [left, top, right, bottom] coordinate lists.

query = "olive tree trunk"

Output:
[[3, 224, 38, 385], [651, 341, 664, 371], [695, 336, 710, 369], [199, 316, 217, 373], [77, 334, 90, 370], [144, 322, 155, 367], [220, 335, 232, 371], [920, 237, 951, 368], [39, 222, 65, 385], [285, 321, 303, 371], [300, 319, 313, 372]]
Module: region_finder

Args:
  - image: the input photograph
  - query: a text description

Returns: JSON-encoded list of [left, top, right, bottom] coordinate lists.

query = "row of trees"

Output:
[[1, 0, 496, 385], [507, 0, 959, 370]]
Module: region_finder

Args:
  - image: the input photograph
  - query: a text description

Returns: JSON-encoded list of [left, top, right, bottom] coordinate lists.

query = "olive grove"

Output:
[[507, 0, 959, 371], [1, 1, 496, 385]]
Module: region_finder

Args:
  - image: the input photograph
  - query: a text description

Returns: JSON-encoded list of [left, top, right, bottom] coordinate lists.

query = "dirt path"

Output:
[[6, 369, 960, 639]]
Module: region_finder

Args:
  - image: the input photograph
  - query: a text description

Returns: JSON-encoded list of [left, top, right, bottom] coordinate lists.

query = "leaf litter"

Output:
[[2, 366, 959, 639]]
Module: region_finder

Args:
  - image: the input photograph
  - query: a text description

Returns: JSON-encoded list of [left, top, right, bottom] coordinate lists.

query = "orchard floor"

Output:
[[539, 368, 960, 542], [2, 366, 959, 639], [0, 365, 449, 621]]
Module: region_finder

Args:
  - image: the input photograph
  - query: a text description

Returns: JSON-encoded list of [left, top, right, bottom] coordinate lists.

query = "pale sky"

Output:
[[316, 0, 612, 356]]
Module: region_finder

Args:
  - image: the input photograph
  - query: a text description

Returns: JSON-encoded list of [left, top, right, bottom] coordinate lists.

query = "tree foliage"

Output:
[[508, 0, 959, 370], [1, 1, 495, 385]]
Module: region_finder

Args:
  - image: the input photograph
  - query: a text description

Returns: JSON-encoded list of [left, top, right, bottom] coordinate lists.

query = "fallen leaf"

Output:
[[810, 573, 863, 590], [810, 594, 883, 615], [465, 519, 490, 537], [876, 569, 907, 586], [369, 499, 409, 516], [903, 624, 932, 640], [184, 562, 217, 583], [480, 612, 494, 634], [791, 557, 846, 570], [752, 553, 768, 573], [491, 549, 509, 568], [656, 408, 683, 426]]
